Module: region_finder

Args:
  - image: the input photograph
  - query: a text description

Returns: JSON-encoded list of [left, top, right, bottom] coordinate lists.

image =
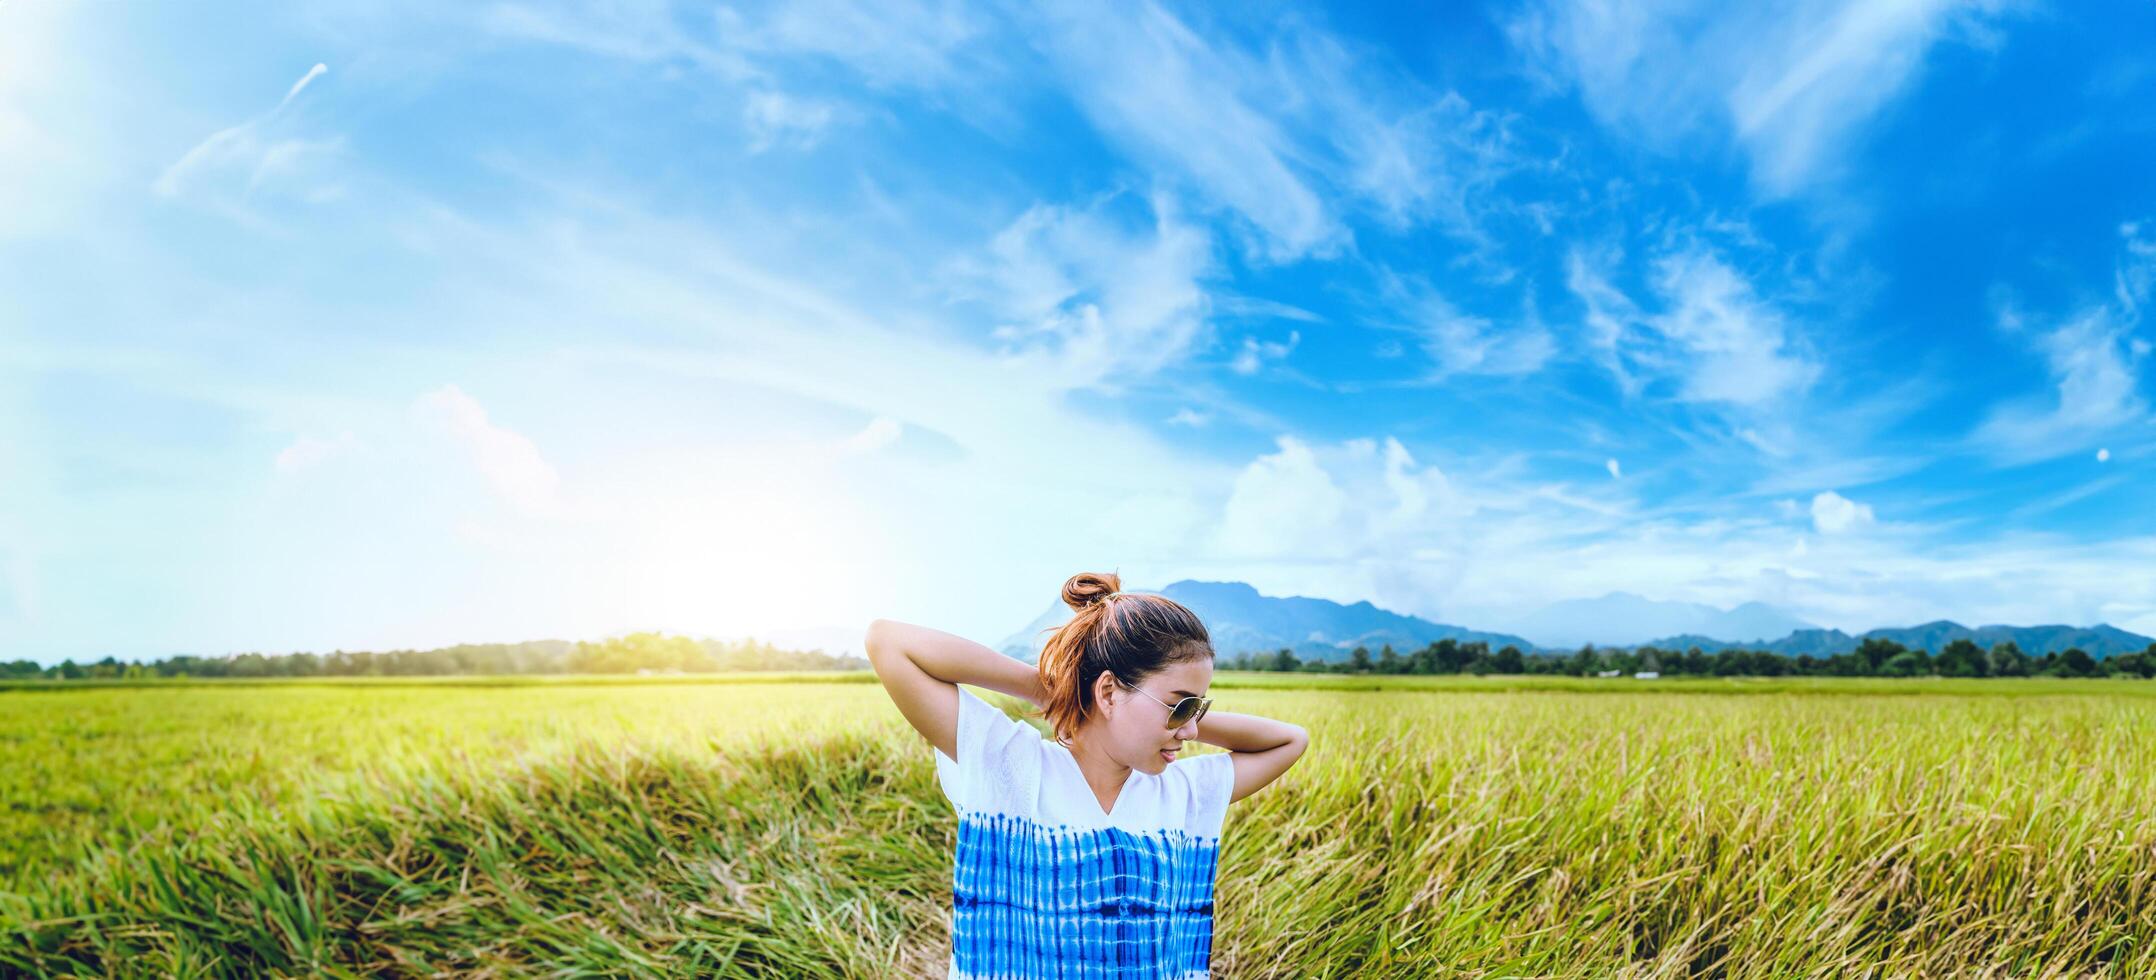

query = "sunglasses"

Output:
[[1116, 676, 1213, 728]]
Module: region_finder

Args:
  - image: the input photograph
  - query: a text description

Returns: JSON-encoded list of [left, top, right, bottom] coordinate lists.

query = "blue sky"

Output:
[[4, 0, 2155, 663]]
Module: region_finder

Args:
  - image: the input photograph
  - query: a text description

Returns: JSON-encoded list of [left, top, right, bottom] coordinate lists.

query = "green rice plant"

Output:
[[3, 675, 2151, 977]]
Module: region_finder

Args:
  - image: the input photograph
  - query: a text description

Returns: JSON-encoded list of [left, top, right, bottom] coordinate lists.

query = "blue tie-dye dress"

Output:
[[933, 686, 1238, 979]]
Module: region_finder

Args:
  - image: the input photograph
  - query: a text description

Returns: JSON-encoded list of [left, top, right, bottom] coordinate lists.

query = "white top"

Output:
[[933, 685, 1237, 979]]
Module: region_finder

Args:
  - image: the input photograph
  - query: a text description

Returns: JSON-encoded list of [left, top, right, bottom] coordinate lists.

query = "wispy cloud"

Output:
[[1023, 2, 1517, 261], [152, 62, 344, 225], [1510, 0, 2015, 196], [411, 385, 568, 520], [953, 191, 1215, 393], [1970, 307, 2148, 463], [1229, 331, 1300, 376], [1969, 226, 2155, 465], [1810, 489, 1876, 534], [742, 89, 839, 152], [716, 0, 995, 91], [1566, 242, 1822, 408], [1375, 269, 1556, 380]]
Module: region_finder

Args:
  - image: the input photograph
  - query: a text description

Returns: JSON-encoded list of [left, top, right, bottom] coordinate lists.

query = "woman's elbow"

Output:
[[863, 620, 902, 673]]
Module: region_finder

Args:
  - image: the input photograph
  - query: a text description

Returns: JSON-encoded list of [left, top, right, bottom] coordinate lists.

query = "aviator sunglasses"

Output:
[[1116, 675, 1213, 728]]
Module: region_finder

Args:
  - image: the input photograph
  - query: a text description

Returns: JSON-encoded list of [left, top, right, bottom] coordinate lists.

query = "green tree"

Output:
[[1935, 639, 1986, 678], [2049, 647, 2098, 678], [1986, 641, 2031, 677], [1880, 650, 1927, 677]]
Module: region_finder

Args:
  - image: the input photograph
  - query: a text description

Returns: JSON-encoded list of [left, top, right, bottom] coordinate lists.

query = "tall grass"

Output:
[[3, 676, 2151, 976]]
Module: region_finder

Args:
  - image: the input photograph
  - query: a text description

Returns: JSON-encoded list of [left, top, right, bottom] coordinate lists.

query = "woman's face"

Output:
[[1091, 658, 1214, 774]]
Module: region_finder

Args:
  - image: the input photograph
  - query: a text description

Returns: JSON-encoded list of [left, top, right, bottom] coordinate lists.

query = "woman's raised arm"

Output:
[[864, 618, 1047, 758], [1189, 710, 1309, 804]]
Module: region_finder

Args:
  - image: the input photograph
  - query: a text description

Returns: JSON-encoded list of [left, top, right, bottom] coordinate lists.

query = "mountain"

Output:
[[1627, 622, 2153, 659], [997, 579, 1538, 664], [1499, 592, 1815, 648], [995, 580, 2156, 664]]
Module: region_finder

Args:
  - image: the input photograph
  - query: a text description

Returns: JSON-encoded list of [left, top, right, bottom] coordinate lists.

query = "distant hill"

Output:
[[997, 580, 2156, 663], [1633, 621, 2155, 659], [1498, 592, 1815, 648], [998, 579, 1538, 664]]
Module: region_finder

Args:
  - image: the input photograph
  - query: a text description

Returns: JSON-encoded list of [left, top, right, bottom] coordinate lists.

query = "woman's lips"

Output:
[[1159, 748, 1178, 762]]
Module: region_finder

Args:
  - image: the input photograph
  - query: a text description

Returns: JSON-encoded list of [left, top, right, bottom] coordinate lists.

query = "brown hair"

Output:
[[1033, 571, 1213, 743]]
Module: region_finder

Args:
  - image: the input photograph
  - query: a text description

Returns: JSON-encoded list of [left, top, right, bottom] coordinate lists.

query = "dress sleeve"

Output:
[[932, 686, 1033, 810], [1170, 750, 1238, 839]]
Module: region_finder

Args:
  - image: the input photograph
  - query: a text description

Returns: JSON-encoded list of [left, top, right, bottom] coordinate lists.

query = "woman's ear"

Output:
[[1091, 670, 1118, 718]]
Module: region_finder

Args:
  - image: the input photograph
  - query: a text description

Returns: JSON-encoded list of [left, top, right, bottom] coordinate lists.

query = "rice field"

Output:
[[3, 673, 2152, 977]]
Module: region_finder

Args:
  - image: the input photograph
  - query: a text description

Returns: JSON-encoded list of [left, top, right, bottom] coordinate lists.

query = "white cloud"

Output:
[[1428, 310, 1555, 378], [1166, 408, 1210, 427], [961, 192, 1214, 392], [1510, 0, 2012, 196], [2119, 219, 2155, 317], [416, 0, 1511, 266], [1213, 433, 1474, 567], [1196, 431, 2156, 639], [743, 89, 838, 152], [1809, 489, 1875, 534], [1023, 1, 1514, 261], [1230, 330, 1299, 375], [411, 385, 567, 519], [1024, 2, 1334, 261], [153, 62, 346, 222], [1648, 247, 1823, 405], [1726, 0, 1985, 193], [1972, 307, 2147, 463], [478, 3, 754, 78], [2097, 447, 2111, 462], [1260, 28, 1519, 239], [1362, 266, 1557, 382], [1215, 435, 1352, 560], [1970, 225, 2155, 465], [1606, 458, 1622, 479], [1567, 244, 1821, 408], [280, 62, 328, 107], [717, 0, 993, 90]]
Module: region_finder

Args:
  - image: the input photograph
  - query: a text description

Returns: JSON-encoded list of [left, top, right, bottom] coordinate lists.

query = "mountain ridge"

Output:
[[997, 581, 2156, 662]]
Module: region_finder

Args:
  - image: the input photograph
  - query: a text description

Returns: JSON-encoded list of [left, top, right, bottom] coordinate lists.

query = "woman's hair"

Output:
[[1033, 571, 1213, 742]]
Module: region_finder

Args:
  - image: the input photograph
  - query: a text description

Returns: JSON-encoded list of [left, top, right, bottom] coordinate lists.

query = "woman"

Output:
[[865, 571, 1310, 978]]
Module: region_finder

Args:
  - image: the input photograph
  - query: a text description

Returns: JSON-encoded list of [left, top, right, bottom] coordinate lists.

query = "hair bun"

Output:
[[1060, 571, 1123, 612]]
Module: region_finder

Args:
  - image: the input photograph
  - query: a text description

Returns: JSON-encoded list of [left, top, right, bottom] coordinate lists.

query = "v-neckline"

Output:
[[1054, 740, 1143, 823]]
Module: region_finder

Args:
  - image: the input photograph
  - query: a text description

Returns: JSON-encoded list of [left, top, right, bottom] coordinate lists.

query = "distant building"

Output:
[[1595, 669, 1621, 677], [1634, 671, 1660, 679]]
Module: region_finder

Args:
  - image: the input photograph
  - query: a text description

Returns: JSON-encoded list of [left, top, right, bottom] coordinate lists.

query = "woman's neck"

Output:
[[1060, 735, 1132, 808]]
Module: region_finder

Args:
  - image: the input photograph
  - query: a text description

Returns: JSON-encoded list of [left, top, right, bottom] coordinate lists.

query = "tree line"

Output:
[[1216, 636, 2156, 679], [1, 632, 867, 681]]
